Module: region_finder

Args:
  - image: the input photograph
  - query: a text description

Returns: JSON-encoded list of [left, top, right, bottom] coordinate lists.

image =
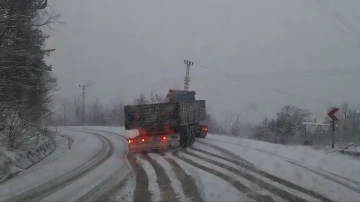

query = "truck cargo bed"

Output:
[[124, 100, 206, 130]]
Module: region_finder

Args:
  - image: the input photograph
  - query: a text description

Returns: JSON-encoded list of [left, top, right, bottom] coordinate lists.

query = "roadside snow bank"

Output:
[[63, 126, 136, 138], [204, 134, 360, 183], [0, 131, 58, 183], [0, 130, 102, 200]]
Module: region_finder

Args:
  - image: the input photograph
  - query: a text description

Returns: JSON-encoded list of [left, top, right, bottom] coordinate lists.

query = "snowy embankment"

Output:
[[205, 134, 360, 181], [0, 130, 63, 183], [64, 126, 136, 138], [0, 130, 103, 200], [197, 134, 360, 201]]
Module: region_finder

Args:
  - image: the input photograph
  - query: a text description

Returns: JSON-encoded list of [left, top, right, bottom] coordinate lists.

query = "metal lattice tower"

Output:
[[79, 84, 89, 125], [183, 60, 194, 91]]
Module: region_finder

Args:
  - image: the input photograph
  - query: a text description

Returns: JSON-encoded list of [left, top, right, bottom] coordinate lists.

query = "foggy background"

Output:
[[45, 0, 360, 123]]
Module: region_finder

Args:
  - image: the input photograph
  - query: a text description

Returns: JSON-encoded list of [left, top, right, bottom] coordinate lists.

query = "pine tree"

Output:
[[0, 0, 59, 149]]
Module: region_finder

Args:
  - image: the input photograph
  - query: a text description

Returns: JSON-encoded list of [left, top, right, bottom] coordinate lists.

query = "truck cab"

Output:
[[167, 89, 196, 103]]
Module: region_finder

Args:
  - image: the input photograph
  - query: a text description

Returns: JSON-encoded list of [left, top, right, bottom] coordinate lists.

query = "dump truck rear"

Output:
[[124, 100, 206, 152]]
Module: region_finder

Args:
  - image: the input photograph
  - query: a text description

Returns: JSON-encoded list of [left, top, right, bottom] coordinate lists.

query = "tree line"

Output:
[[232, 101, 360, 146], [0, 0, 59, 149], [52, 92, 224, 134], [54, 92, 360, 146]]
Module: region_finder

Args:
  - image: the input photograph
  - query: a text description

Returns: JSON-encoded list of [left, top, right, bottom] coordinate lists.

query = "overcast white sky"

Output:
[[46, 0, 360, 123]]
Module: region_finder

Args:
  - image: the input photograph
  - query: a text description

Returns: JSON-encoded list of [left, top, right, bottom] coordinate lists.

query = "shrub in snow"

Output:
[[251, 105, 312, 145], [0, 153, 11, 179]]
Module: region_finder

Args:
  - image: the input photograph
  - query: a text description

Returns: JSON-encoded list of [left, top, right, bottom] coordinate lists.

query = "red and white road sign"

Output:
[[327, 107, 340, 121]]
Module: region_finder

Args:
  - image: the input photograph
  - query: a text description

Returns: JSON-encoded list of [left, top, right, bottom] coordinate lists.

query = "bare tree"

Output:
[[154, 93, 167, 103], [204, 113, 225, 134], [150, 92, 157, 103], [62, 101, 70, 125], [87, 98, 106, 125], [224, 113, 236, 132], [73, 96, 81, 124], [106, 96, 125, 126], [230, 112, 242, 136], [133, 93, 148, 105]]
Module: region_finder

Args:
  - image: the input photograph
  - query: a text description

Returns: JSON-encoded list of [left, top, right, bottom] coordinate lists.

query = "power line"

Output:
[[193, 61, 336, 104], [194, 61, 360, 77], [303, 71, 360, 77], [316, 0, 360, 39], [130, 63, 360, 99], [340, 0, 360, 24], [205, 68, 360, 82], [122, 67, 171, 78]]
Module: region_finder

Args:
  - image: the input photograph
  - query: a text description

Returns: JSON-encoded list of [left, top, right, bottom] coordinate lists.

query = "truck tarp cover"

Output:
[[124, 100, 206, 130]]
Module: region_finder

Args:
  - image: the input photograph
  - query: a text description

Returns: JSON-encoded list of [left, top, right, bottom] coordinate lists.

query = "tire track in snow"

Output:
[[127, 153, 152, 202], [82, 128, 201, 200], [190, 145, 332, 202], [82, 128, 269, 201], [67, 128, 201, 201], [75, 129, 171, 201], [83, 128, 303, 201], [81, 129, 253, 201], [196, 140, 254, 167], [201, 138, 360, 194], [285, 160, 360, 194], [320, 169, 360, 187], [140, 153, 179, 202], [71, 128, 135, 201], [172, 150, 275, 202], [3, 130, 114, 202], [182, 149, 308, 202], [163, 156, 204, 202], [76, 169, 130, 202]]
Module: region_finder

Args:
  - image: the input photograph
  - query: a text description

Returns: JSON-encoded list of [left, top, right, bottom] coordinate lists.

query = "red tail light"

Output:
[[128, 138, 137, 144], [202, 127, 208, 131], [160, 136, 167, 141]]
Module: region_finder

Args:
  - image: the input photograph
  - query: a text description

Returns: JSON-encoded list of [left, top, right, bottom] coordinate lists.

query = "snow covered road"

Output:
[[1, 126, 360, 202], [0, 128, 131, 202]]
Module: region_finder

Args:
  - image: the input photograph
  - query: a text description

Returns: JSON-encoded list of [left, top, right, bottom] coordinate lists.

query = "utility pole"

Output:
[[331, 120, 335, 149], [79, 84, 89, 125], [183, 60, 194, 91]]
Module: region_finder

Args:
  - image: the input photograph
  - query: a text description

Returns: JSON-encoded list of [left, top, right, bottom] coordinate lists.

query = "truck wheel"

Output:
[[181, 135, 187, 148], [187, 133, 192, 147], [191, 132, 196, 144], [182, 133, 190, 148], [183, 137, 189, 148]]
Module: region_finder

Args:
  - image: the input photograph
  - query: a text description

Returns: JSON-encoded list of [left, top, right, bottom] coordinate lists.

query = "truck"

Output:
[[124, 89, 206, 152]]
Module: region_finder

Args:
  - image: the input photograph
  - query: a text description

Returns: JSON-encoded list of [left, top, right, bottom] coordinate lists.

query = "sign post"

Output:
[[327, 107, 340, 148], [331, 120, 335, 148]]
